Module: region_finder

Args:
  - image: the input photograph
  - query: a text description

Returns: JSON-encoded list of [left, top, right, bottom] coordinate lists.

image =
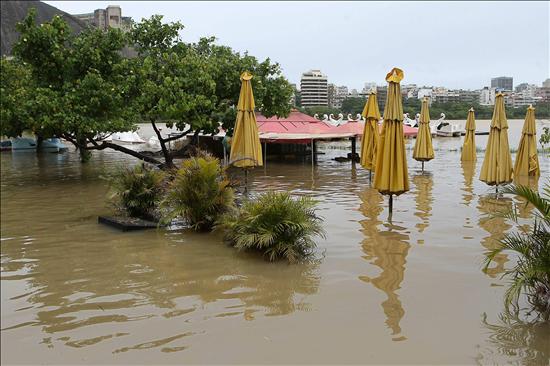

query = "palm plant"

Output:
[[216, 191, 325, 263], [484, 182, 550, 320], [162, 154, 234, 231], [109, 162, 166, 220]]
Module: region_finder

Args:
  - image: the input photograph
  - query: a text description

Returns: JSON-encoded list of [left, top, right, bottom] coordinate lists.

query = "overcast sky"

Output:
[[45, 1, 549, 90]]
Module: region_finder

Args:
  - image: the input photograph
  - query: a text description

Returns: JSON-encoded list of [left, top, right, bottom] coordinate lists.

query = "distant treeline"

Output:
[[301, 98, 550, 120]]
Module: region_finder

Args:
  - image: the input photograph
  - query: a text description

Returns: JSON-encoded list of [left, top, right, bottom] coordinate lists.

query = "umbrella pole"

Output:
[[244, 168, 248, 195], [422, 161, 424, 174], [369, 170, 372, 184], [389, 194, 393, 215]]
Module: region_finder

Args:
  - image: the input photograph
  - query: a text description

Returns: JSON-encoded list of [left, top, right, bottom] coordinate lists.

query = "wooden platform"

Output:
[[98, 216, 161, 231]]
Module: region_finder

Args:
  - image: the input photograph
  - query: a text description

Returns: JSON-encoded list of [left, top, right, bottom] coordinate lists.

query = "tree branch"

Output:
[[62, 134, 164, 167], [162, 127, 192, 143]]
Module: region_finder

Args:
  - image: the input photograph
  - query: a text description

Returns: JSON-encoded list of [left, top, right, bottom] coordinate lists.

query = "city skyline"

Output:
[[45, 1, 549, 90]]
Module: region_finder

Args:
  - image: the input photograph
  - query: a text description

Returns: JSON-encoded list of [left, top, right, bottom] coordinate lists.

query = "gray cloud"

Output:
[[46, 1, 550, 89]]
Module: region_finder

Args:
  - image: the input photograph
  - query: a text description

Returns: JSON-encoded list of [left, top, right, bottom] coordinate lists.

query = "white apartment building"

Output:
[[479, 87, 496, 106], [417, 88, 433, 104], [362, 82, 377, 94], [300, 70, 328, 107]]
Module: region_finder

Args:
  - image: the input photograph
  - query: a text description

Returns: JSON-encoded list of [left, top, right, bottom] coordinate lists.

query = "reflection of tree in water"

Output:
[[477, 197, 513, 278], [412, 174, 434, 233], [1, 231, 320, 345], [358, 188, 410, 341], [461, 161, 476, 206], [477, 313, 550, 365]]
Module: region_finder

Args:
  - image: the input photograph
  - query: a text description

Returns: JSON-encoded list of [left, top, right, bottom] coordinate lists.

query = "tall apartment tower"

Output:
[[300, 70, 328, 107], [491, 76, 513, 91]]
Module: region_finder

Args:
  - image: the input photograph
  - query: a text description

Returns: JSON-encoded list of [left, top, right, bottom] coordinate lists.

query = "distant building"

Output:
[[328, 84, 349, 108], [479, 87, 496, 106], [300, 70, 328, 107], [491, 76, 513, 91], [417, 88, 433, 104], [457, 89, 481, 104], [362, 82, 377, 94], [401, 84, 417, 99], [543, 79, 550, 88], [73, 5, 132, 32], [327, 84, 336, 108], [376, 86, 388, 111], [290, 83, 297, 107], [536, 87, 550, 102]]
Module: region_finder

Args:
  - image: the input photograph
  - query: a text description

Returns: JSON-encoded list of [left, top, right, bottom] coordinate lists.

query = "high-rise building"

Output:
[[300, 70, 328, 107], [542, 78, 550, 88], [491, 76, 513, 91]]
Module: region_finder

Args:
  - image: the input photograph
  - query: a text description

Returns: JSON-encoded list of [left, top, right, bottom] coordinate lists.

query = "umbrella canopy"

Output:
[[360, 91, 381, 171], [514, 105, 540, 177], [412, 97, 435, 162], [229, 72, 263, 168], [461, 108, 477, 161], [479, 93, 513, 186], [373, 68, 409, 196]]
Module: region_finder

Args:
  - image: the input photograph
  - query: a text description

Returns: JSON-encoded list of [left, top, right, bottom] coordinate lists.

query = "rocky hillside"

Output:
[[1, 0, 86, 56]]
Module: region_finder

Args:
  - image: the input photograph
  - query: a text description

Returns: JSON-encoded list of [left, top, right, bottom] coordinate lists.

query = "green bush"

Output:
[[109, 163, 165, 220], [484, 183, 550, 320], [162, 154, 234, 231], [216, 191, 325, 263]]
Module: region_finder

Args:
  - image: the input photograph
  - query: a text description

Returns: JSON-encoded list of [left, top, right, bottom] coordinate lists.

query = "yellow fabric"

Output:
[[374, 68, 409, 196], [479, 93, 513, 185], [360, 92, 381, 171], [461, 108, 476, 161], [514, 106, 540, 177], [412, 98, 435, 162], [230, 71, 263, 168]]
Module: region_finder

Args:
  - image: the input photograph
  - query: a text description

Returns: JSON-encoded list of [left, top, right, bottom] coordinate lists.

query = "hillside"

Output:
[[1, 0, 86, 56]]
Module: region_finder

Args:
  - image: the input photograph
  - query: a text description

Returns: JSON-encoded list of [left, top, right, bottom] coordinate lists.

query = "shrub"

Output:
[[484, 183, 550, 320], [162, 154, 234, 231], [216, 191, 325, 263], [109, 162, 165, 220]]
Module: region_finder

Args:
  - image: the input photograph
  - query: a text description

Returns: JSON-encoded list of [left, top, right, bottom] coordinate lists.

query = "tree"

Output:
[[341, 97, 367, 115], [8, 10, 294, 168], [10, 9, 153, 163]]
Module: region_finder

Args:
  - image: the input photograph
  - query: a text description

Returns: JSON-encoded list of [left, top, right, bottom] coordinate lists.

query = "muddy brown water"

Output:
[[1, 120, 549, 364]]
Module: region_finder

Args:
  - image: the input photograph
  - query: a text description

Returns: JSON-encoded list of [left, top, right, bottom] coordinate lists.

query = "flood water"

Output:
[[1, 119, 549, 364]]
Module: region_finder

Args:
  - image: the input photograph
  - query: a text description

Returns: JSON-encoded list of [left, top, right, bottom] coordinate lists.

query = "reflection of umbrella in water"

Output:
[[373, 68, 410, 216], [358, 187, 410, 341], [477, 196, 512, 278], [461, 161, 476, 206], [512, 174, 540, 220], [412, 174, 434, 233], [229, 72, 263, 190]]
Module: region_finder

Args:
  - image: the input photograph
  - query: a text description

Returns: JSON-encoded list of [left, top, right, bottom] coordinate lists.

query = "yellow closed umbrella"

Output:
[[412, 97, 435, 172], [360, 90, 381, 179], [374, 67, 409, 215], [230, 72, 263, 188], [479, 92, 513, 191], [514, 105, 539, 177], [461, 108, 476, 162]]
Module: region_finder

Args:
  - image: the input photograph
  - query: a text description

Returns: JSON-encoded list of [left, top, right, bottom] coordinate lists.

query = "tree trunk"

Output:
[[151, 120, 174, 169], [77, 136, 91, 162], [35, 135, 43, 154]]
